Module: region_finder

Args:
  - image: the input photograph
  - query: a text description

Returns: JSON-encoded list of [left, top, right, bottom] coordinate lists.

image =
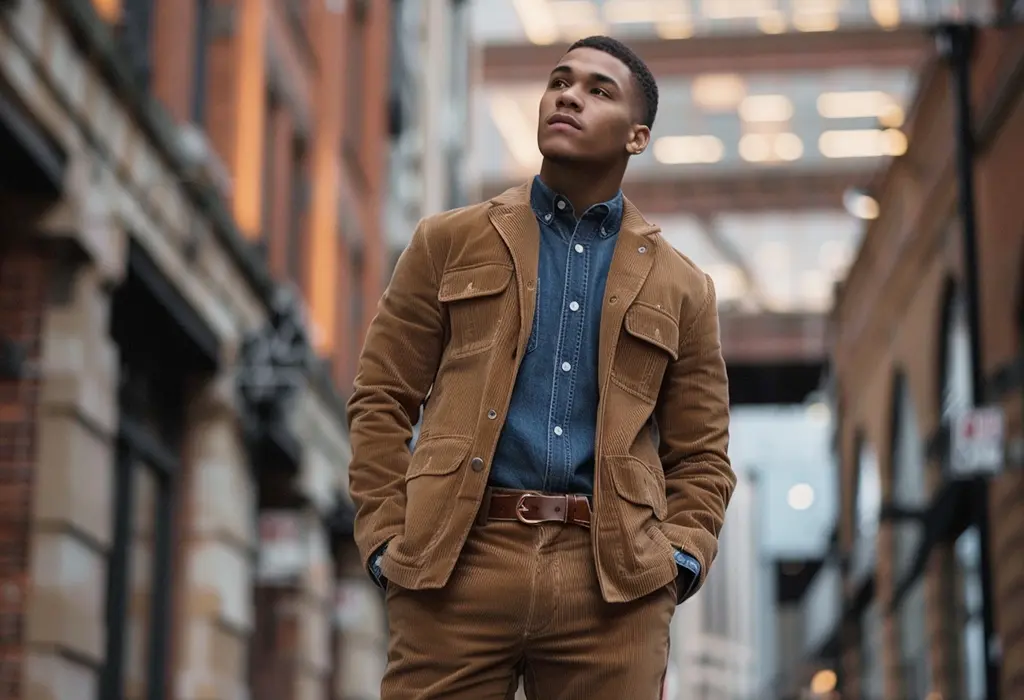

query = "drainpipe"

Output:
[[934, 22, 1000, 700]]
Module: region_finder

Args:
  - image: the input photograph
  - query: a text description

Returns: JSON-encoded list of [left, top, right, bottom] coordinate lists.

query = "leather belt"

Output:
[[482, 489, 592, 528]]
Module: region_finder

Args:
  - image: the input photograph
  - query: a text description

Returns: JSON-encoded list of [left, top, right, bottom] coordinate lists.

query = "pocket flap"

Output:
[[608, 455, 668, 520], [406, 435, 473, 481], [624, 303, 679, 360], [438, 264, 514, 303]]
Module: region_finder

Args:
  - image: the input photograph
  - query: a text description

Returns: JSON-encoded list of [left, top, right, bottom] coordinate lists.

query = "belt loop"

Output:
[[476, 487, 493, 527]]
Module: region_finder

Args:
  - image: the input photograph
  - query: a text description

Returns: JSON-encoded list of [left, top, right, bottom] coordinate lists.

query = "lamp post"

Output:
[[933, 20, 1001, 700]]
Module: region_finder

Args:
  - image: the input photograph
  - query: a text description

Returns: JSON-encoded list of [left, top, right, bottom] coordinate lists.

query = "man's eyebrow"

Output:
[[549, 64, 622, 89]]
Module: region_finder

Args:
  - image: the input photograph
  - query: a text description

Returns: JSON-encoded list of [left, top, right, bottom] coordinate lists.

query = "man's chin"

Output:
[[539, 143, 590, 164]]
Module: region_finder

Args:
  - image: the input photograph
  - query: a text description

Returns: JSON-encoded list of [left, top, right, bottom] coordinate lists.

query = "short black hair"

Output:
[[567, 35, 659, 129]]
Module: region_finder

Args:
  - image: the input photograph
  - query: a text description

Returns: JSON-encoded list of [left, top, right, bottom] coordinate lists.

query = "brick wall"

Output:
[[832, 26, 1024, 700], [0, 239, 50, 700]]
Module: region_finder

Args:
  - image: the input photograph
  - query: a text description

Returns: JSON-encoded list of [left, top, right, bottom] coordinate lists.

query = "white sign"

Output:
[[951, 407, 1005, 476], [257, 511, 307, 583], [335, 580, 375, 630]]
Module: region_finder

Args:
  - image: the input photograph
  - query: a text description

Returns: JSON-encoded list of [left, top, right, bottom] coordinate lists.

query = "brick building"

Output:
[[816, 19, 1024, 700], [0, 0, 413, 697]]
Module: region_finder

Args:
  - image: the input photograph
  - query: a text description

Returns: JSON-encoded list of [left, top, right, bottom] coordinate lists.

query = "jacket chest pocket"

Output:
[[438, 263, 515, 359], [611, 302, 679, 401]]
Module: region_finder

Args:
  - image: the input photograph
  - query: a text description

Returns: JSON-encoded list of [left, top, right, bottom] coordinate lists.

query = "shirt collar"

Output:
[[530, 175, 623, 238]]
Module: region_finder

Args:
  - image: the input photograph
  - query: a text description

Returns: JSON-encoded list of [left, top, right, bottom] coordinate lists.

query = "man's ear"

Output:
[[626, 125, 651, 156]]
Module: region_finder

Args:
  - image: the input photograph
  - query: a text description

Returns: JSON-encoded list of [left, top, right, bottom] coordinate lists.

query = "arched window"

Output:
[[940, 291, 986, 700], [852, 438, 883, 700], [890, 374, 931, 696], [851, 441, 881, 583]]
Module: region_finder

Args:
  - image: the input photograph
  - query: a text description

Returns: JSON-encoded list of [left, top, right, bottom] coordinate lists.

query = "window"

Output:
[[103, 330, 184, 700], [890, 376, 931, 696], [940, 290, 986, 700], [191, 0, 211, 124], [286, 137, 310, 292], [850, 441, 881, 582], [344, 1, 368, 158], [859, 600, 884, 700], [120, 0, 156, 89], [260, 91, 280, 256], [954, 527, 987, 700], [350, 246, 364, 359]]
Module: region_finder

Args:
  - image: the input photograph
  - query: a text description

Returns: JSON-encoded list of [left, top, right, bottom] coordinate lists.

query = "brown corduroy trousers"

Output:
[[381, 519, 677, 700]]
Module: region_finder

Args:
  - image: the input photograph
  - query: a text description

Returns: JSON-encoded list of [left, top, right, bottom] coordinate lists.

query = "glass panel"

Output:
[[850, 445, 880, 581], [123, 463, 158, 699], [956, 527, 986, 700], [941, 293, 973, 420], [860, 599, 885, 700], [898, 578, 931, 697]]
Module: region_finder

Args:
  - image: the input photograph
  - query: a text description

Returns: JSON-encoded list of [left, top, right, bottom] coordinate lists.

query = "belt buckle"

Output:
[[515, 493, 545, 524]]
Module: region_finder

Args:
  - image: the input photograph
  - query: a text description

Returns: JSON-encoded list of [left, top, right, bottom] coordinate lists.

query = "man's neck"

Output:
[[538, 159, 625, 214]]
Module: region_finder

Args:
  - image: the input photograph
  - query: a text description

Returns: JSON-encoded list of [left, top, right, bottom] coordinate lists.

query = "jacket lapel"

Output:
[[597, 197, 660, 388], [488, 182, 540, 352]]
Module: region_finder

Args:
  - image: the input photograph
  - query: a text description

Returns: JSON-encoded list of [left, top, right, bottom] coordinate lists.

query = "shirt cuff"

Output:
[[673, 549, 701, 600], [368, 543, 389, 589]]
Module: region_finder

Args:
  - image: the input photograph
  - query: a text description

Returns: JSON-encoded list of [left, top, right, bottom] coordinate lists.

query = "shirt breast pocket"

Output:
[[438, 263, 515, 359], [611, 302, 680, 401]]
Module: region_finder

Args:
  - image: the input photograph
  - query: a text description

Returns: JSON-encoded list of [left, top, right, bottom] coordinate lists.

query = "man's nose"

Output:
[[556, 89, 583, 111]]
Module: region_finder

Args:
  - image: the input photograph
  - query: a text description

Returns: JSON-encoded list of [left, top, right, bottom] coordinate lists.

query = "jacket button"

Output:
[[470, 457, 485, 472], [487, 409, 497, 419]]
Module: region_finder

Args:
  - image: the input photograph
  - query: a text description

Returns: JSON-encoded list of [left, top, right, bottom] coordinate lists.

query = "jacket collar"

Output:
[[489, 180, 660, 239]]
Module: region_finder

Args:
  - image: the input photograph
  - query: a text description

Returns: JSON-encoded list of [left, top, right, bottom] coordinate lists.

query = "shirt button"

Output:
[[574, 244, 584, 253], [569, 301, 580, 311], [600, 227, 607, 235], [470, 457, 485, 472], [553, 426, 563, 436], [487, 409, 497, 420], [557, 200, 566, 210], [544, 213, 553, 222], [561, 361, 571, 372]]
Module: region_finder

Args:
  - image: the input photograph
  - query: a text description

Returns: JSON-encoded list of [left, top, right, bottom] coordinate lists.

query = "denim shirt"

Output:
[[488, 176, 620, 494], [370, 176, 700, 599]]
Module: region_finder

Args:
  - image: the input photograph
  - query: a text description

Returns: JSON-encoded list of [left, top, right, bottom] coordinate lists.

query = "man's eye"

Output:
[[592, 88, 610, 97], [551, 78, 568, 88]]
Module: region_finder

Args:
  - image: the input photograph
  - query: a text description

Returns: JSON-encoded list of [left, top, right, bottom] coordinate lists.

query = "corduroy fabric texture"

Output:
[[347, 180, 735, 604], [380, 520, 676, 700]]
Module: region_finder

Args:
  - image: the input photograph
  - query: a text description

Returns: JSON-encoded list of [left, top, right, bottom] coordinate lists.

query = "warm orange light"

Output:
[[91, 0, 122, 23], [232, 0, 268, 239], [810, 669, 837, 695]]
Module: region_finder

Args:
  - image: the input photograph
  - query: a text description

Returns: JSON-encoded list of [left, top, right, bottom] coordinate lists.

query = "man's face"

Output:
[[536, 47, 649, 164]]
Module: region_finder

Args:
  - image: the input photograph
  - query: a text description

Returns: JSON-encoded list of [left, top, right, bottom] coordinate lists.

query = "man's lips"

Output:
[[546, 113, 582, 130]]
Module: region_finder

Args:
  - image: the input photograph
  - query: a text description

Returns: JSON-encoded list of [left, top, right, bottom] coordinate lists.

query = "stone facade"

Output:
[[831, 25, 1024, 700], [0, 1, 390, 699]]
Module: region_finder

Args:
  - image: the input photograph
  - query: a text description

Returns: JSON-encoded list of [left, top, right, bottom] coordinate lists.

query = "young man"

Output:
[[348, 35, 735, 699]]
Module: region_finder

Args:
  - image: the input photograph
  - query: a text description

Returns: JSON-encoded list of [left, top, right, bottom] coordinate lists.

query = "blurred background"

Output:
[[0, 1, 1022, 699]]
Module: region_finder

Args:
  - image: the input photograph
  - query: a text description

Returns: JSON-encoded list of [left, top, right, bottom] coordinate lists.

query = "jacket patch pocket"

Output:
[[611, 302, 680, 401], [398, 435, 474, 558], [438, 263, 515, 359], [608, 455, 668, 521]]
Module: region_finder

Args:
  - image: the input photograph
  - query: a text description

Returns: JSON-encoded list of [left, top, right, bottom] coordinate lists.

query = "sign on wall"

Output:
[[257, 511, 308, 583], [950, 407, 1006, 477]]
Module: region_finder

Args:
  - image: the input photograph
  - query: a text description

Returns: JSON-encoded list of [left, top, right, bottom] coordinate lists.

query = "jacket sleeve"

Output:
[[655, 273, 735, 595], [347, 218, 446, 569]]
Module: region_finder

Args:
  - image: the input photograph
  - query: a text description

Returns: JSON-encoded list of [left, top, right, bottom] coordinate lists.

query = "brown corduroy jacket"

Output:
[[347, 181, 735, 604]]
